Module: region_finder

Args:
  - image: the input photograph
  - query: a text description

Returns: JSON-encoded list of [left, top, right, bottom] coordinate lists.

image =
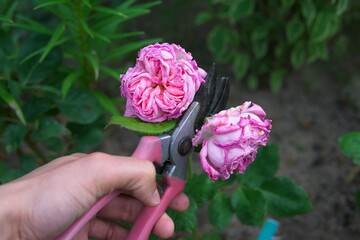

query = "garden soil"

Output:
[[100, 65, 360, 240]]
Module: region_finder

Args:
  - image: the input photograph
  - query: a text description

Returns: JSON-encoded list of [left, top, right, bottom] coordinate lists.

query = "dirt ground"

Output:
[[100, 63, 360, 239]]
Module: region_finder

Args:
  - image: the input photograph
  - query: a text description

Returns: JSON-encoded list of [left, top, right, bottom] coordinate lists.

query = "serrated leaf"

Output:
[[207, 25, 231, 61], [251, 24, 270, 42], [108, 115, 176, 135], [23, 97, 52, 122], [260, 176, 313, 217], [286, 16, 305, 43], [208, 192, 233, 230], [0, 83, 26, 124], [167, 197, 198, 232], [229, 0, 255, 22], [93, 91, 119, 115], [39, 23, 65, 62], [185, 173, 217, 205], [270, 69, 286, 94], [237, 145, 279, 187], [233, 53, 250, 80], [3, 124, 27, 152], [231, 187, 267, 226], [56, 88, 102, 124], [301, 0, 316, 27], [339, 132, 360, 165], [31, 118, 69, 140]]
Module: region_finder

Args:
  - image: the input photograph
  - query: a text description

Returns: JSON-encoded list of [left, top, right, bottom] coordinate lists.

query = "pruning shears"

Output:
[[55, 64, 230, 240]]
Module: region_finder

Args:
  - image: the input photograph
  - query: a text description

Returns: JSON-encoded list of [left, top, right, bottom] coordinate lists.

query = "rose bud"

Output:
[[192, 101, 272, 180], [120, 43, 206, 122]]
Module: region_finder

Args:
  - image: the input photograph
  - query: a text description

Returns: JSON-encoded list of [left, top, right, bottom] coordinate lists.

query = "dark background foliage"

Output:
[[1, 0, 360, 239]]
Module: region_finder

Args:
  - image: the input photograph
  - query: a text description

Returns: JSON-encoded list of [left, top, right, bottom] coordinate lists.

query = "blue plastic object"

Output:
[[256, 218, 279, 240]]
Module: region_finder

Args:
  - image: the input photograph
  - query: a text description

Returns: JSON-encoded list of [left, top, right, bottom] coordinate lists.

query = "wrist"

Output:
[[0, 182, 22, 239]]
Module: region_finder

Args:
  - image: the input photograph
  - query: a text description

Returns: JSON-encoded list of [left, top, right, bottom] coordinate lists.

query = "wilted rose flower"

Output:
[[120, 43, 206, 122], [192, 101, 272, 180]]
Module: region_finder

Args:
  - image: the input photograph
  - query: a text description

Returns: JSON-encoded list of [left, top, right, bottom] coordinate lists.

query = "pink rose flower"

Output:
[[120, 43, 206, 122], [192, 101, 272, 180]]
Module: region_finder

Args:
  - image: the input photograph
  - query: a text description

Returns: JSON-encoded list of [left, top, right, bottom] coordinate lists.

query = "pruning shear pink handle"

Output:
[[55, 136, 183, 240]]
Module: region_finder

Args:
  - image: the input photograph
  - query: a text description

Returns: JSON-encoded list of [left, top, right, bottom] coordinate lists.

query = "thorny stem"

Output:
[[25, 134, 48, 166]]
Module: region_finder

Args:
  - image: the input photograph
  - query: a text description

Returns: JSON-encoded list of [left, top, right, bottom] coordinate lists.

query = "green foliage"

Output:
[[180, 145, 313, 235], [0, 0, 160, 172], [339, 132, 360, 210], [339, 132, 360, 165], [197, 0, 350, 92]]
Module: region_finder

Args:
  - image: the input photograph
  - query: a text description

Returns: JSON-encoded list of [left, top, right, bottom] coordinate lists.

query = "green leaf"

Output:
[[0, 168, 25, 183], [339, 132, 360, 165], [195, 11, 212, 26], [233, 53, 250, 80], [336, 0, 349, 15], [208, 192, 233, 230], [0, 83, 26, 124], [167, 197, 198, 232], [231, 187, 267, 226], [3, 124, 27, 152], [229, 0, 255, 22], [93, 6, 128, 18], [79, 19, 94, 38], [93, 91, 120, 116], [108, 115, 176, 135], [291, 41, 306, 69], [19, 155, 37, 173], [85, 53, 99, 80], [39, 23, 65, 63], [72, 128, 103, 152], [246, 74, 258, 90], [185, 173, 217, 205], [0, 14, 14, 23], [251, 24, 270, 42], [310, 10, 338, 43], [286, 16, 305, 44], [18, 34, 62, 84], [301, 0, 316, 27], [307, 42, 328, 63], [237, 145, 280, 187], [33, 0, 67, 10], [31, 118, 69, 140], [56, 88, 102, 124], [83, 0, 92, 8], [61, 72, 80, 99], [207, 25, 231, 61], [103, 38, 162, 62], [270, 69, 286, 94], [252, 40, 268, 60], [356, 189, 360, 209], [260, 176, 313, 217], [23, 97, 52, 122], [100, 66, 120, 81], [13, 16, 53, 35]]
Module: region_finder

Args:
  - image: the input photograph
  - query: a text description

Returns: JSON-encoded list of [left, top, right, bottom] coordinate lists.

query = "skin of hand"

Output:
[[0, 152, 189, 240]]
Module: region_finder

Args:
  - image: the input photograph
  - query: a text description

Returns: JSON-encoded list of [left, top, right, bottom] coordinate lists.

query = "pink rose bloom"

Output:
[[120, 43, 206, 122], [192, 101, 272, 180]]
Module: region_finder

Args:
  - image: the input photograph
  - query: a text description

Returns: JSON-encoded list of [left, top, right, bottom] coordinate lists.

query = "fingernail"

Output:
[[152, 189, 160, 204]]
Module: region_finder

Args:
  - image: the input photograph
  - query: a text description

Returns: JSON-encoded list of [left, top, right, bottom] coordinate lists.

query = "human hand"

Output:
[[0, 153, 189, 239]]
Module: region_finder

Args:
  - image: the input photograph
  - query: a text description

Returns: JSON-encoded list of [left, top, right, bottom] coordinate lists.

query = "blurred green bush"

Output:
[[197, 0, 350, 92], [0, 0, 161, 179]]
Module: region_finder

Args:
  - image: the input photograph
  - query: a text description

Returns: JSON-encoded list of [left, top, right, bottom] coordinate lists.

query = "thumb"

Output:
[[87, 153, 160, 206]]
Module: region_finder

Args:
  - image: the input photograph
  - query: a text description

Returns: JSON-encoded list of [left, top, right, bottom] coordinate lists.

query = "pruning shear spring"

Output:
[[55, 64, 230, 240]]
